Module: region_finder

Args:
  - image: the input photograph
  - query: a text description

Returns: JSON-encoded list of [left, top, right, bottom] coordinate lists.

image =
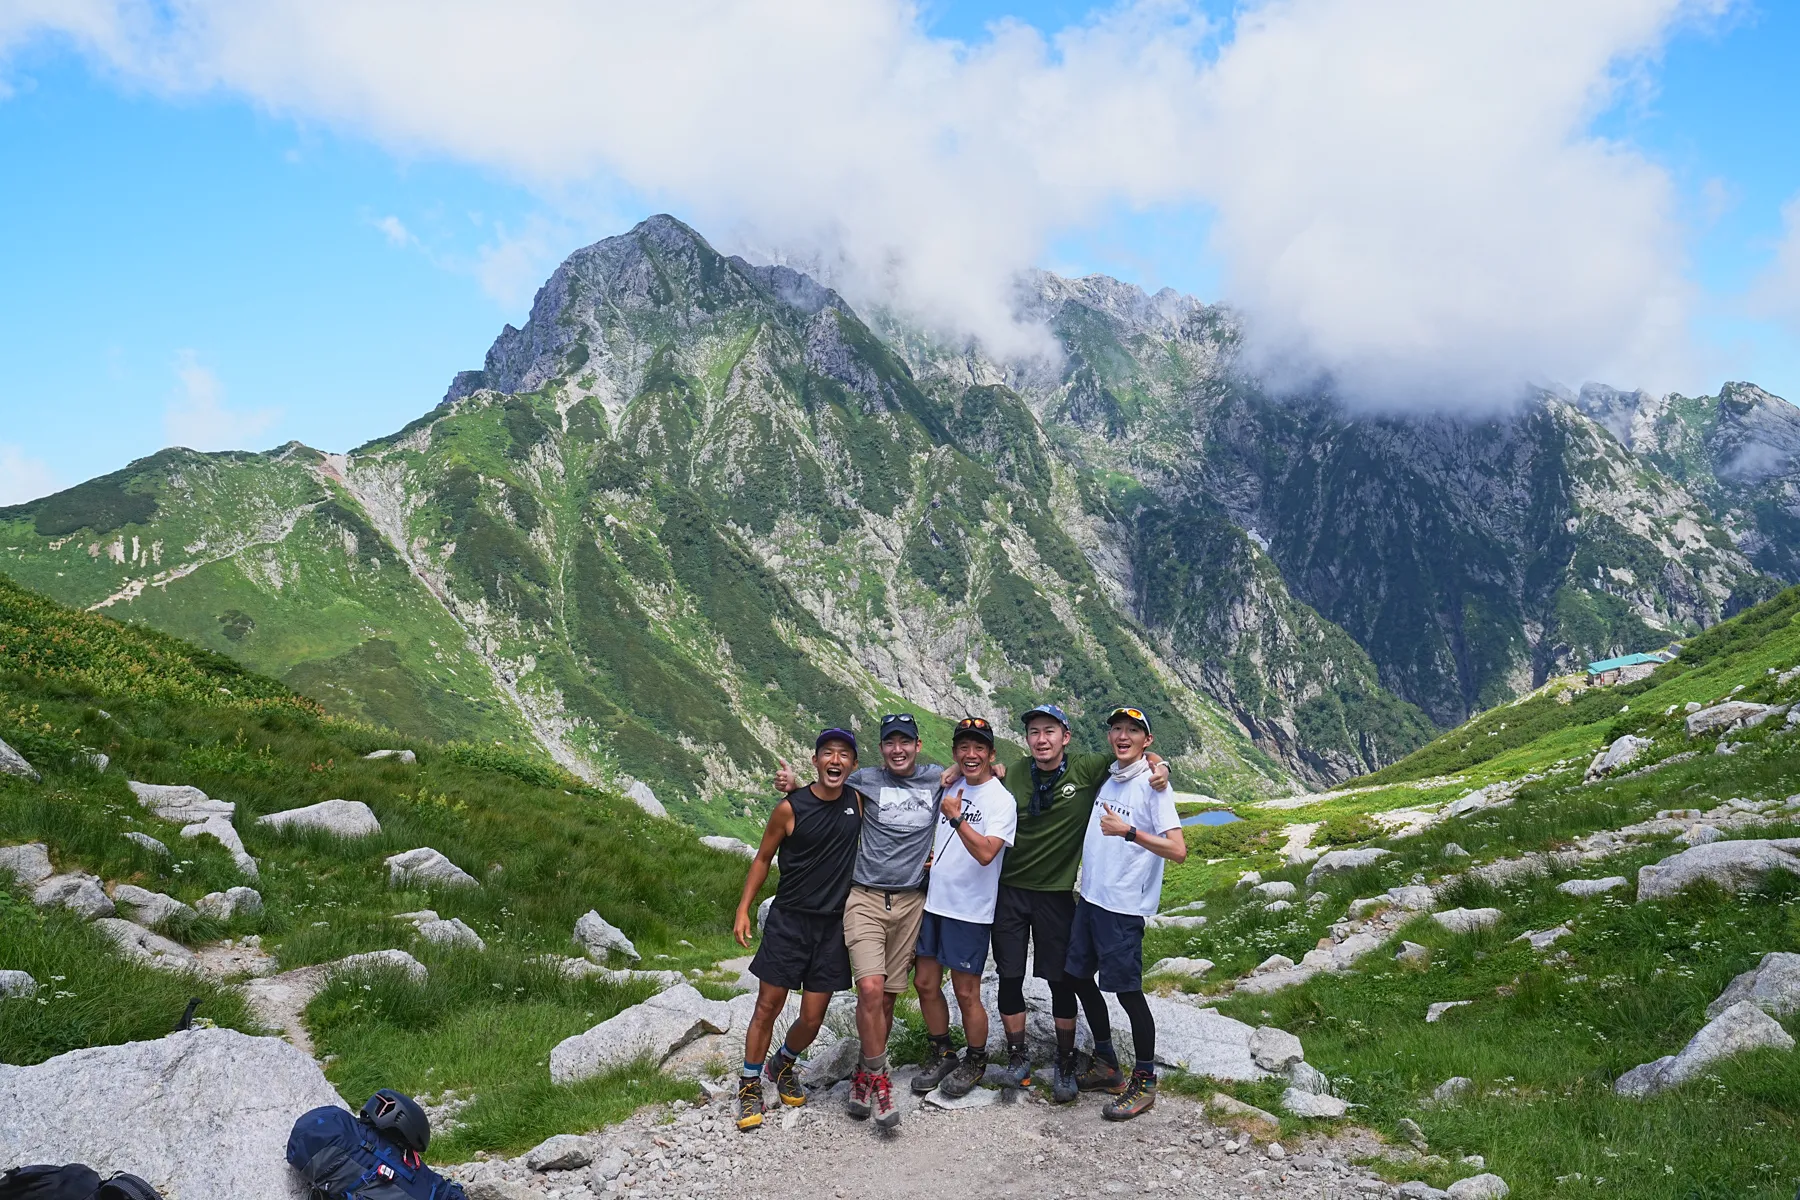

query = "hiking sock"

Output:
[[863, 1052, 889, 1073], [928, 1032, 954, 1055], [742, 1059, 763, 1079], [1092, 1038, 1117, 1068], [1135, 1059, 1156, 1080], [1054, 1022, 1076, 1056], [964, 1046, 989, 1068], [1007, 1032, 1028, 1055], [773, 1042, 799, 1067]]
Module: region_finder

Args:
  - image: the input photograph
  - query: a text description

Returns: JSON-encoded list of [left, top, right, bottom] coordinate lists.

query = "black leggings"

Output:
[[1069, 975, 1154, 1063], [997, 976, 1078, 1020]]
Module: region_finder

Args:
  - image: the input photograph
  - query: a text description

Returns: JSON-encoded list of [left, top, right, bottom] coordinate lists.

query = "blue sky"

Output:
[[1, 1, 1798, 502]]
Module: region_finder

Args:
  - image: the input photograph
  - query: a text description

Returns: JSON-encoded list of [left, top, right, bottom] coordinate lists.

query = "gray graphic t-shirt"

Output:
[[848, 762, 944, 889]]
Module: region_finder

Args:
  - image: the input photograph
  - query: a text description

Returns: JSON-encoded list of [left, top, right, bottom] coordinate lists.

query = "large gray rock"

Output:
[[112, 884, 196, 927], [0, 1027, 347, 1199], [129, 781, 234, 823], [257, 798, 381, 839], [1305, 848, 1393, 888], [1616, 1001, 1796, 1097], [1249, 1025, 1305, 1071], [699, 835, 756, 859], [1558, 876, 1627, 897], [1446, 1176, 1510, 1200], [1280, 1087, 1348, 1118], [1147, 956, 1214, 979], [548, 984, 731, 1083], [0, 841, 54, 886], [123, 831, 169, 857], [416, 916, 486, 951], [1515, 925, 1571, 950], [386, 847, 479, 890], [1586, 734, 1652, 782], [196, 886, 263, 921], [0, 736, 39, 780], [1252, 881, 1297, 901], [363, 749, 417, 764], [624, 779, 668, 819], [1636, 839, 1800, 901], [1142, 1000, 1268, 1080], [93, 917, 198, 972], [181, 817, 259, 879], [574, 909, 641, 962], [798, 1029, 862, 1088], [0, 969, 38, 998], [524, 1132, 595, 1171], [1286, 1060, 1331, 1094], [1708, 952, 1800, 1019], [1687, 701, 1771, 736], [34, 873, 114, 919]]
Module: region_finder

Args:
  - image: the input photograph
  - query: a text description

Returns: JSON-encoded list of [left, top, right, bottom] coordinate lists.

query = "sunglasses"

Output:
[[882, 713, 916, 723], [955, 717, 991, 729], [1108, 707, 1147, 722]]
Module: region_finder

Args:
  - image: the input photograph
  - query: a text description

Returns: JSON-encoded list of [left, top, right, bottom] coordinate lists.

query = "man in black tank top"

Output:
[[731, 727, 866, 1131]]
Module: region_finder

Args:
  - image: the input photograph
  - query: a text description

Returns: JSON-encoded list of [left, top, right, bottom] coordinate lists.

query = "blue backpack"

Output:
[[286, 1107, 466, 1200]]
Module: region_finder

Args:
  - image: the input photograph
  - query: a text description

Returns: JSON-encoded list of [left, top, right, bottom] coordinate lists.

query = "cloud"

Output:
[[163, 352, 281, 451], [1750, 192, 1800, 334], [0, 444, 59, 505], [1, 0, 1733, 403], [372, 213, 414, 247]]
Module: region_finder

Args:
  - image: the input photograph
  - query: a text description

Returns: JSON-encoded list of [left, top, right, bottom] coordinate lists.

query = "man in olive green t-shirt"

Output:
[[988, 703, 1168, 1102]]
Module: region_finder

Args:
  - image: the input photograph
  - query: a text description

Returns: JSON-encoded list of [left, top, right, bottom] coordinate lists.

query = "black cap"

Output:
[[1106, 706, 1152, 734], [879, 713, 921, 742], [952, 716, 996, 747], [815, 727, 858, 754]]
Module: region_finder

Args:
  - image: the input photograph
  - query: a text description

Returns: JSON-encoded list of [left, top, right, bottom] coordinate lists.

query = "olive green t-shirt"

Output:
[[996, 751, 1113, 892]]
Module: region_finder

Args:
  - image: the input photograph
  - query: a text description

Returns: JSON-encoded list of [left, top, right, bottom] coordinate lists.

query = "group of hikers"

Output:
[[730, 702, 1186, 1133]]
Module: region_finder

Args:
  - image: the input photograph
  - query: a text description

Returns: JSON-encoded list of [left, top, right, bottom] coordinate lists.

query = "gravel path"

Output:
[[455, 1067, 1397, 1200]]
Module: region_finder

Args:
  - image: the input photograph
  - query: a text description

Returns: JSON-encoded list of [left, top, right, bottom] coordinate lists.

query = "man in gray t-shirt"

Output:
[[775, 713, 943, 1128]]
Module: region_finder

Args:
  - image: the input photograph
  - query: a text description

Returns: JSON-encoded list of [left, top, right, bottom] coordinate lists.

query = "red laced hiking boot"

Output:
[[847, 1066, 872, 1119], [871, 1069, 900, 1130]]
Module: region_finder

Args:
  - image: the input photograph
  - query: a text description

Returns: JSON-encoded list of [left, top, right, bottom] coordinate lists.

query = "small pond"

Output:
[[1181, 809, 1243, 827]]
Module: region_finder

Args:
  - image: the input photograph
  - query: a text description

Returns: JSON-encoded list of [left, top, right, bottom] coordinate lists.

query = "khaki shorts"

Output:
[[842, 884, 927, 992]]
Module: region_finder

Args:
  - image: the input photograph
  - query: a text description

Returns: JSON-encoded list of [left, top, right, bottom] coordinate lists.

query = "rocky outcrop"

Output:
[[1707, 953, 1800, 1019], [1433, 908, 1503, 935], [111, 884, 196, 927], [123, 831, 169, 856], [1616, 1001, 1795, 1097], [0, 841, 54, 886], [0, 969, 38, 998], [34, 873, 114, 919], [1305, 848, 1393, 888], [181, 816, 259, 879], [128, 781, 234, 823], [1686, 701, 1772, 736], [1585, 734, 1652, 781], [386, 847, 479, 889], [1147, 956, 1214, 978], [0, 1028, 348, 1200], [574, 909, 641, 962], [549, 984, 732, 1084], [257, 798, 381, 838], [196, 886, 263, 921], [699, 835, 756, 859], [1558, 876, 1627, 897], [363, 748, 417, 764], [1636, 839, 1800, 900], [93, 917, 198, 972], [0, 736, 39, 780], [242, 950, 427, 1054], [624, 780, 668, 819]]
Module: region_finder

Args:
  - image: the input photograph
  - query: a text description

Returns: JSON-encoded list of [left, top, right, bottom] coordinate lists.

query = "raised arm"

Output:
[[733, 799, 796, 946], [939, 787, 1007, 866]]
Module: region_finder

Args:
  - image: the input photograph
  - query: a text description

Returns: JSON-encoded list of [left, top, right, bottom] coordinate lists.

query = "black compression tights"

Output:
[[1069, 975, 1155, 1063], [997, 977, 1079, 1020]]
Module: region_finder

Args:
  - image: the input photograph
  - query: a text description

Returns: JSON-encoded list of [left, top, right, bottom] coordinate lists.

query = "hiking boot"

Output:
[[1077, 1056, 1126, 1094], [912, 1043, 959, 1094], [870, 1069, 900, 1130], [1000, 1045, 1033, 1088], [770, 1053, 807, 1107], [735, 1075, 765, 1131], [1102, 1069, 1157, 1121], [940, 1051, 988, 1099], [1051, 1052, 1079, 1104], [846, 1067, 872, 1120]]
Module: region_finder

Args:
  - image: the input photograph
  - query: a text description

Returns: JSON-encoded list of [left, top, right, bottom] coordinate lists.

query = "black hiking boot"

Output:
[[940, 1050, 988, 1099], [1001, 1045, 1033, 1088], [1051, 1051, 1079, 1104], [912, 1042, 960, 1094], [735, 1075, 765, 1131], [1077, 1055, 1126, 1094], [770, 1051, 807, 1107]]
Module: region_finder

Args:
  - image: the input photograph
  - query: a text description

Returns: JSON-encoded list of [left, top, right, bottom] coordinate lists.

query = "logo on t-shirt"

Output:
[[1060, 783, 1076, 798]]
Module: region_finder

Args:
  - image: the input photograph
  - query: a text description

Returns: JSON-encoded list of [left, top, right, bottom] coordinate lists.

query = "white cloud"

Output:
[[1, 0, 1733, 403], [0, 444, 59, 505], [1751, 192, 1800, 334], [373, 213, 414, 247], [163, 352, 281, 451]]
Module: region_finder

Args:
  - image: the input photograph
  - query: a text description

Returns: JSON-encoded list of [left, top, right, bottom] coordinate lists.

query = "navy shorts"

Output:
[[1064, 897, 1145, 993], [916, 911, 991, 975]]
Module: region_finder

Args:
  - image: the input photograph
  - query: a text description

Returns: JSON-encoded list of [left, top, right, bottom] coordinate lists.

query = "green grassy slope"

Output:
[[1142, 585, 1800, 1197], [0, 574, 754, 1155]]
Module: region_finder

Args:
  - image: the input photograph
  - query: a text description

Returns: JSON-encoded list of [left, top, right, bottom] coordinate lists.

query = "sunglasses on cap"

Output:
[[1107, 706, 1152, 732]]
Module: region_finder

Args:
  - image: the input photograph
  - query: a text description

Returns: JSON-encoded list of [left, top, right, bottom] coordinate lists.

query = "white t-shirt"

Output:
[[1078, 768, 1181, 917], [924, 776, 1017, 925]]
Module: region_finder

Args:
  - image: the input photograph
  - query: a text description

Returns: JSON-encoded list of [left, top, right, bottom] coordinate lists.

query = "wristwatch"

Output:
[[948, 816, 965, 830], [1124, 827, 1138, 843]]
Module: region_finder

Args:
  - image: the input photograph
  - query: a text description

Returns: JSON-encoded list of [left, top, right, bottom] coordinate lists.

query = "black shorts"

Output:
[[991, 885, 1077, 983], [751, 905, 852, 994], [1065, 897, 1145, 993]]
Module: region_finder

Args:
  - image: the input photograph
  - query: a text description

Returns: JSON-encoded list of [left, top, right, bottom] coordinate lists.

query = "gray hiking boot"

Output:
[[1000, 1045, 1033, 1087], [1052, 1051, 1079, 1104], [940, 1051, 988, 1099], [912, 1042, 959, 1094]]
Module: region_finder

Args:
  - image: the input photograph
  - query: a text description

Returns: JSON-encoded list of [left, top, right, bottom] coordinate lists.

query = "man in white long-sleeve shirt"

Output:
[[1064, 705, 1186, 1120]]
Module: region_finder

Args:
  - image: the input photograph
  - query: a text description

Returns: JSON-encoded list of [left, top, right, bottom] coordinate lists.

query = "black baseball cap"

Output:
[[879, 713, 921, 741], [815, 727, 858, 754], [1019, 702, 1070, 729], [952, 716, 996, 747], [1106, 706, 1152, 734]]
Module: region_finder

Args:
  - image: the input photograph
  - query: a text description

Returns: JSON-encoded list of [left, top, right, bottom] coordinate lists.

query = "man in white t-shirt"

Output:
[[1065, 705, 1186, 1120], [912, 716, 1017, 1100]]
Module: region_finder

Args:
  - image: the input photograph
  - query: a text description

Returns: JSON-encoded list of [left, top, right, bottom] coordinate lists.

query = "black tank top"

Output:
[[773, 785, 864, 917]]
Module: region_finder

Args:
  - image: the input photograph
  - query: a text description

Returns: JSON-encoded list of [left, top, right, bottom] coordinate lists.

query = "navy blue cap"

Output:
[[815, 727, 858, 754], [879, 713, 921, 741], [1018, 703, 1070, 730]]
